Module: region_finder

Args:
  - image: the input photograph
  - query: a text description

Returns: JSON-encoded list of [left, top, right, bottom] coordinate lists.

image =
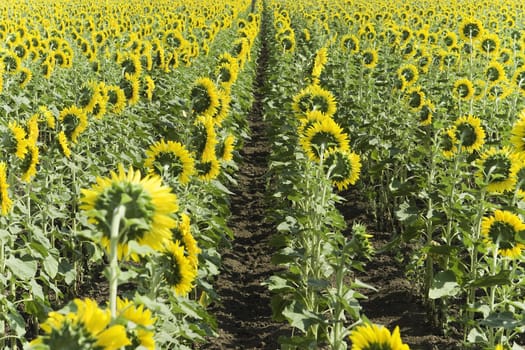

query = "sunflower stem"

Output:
[[109, 204, 126, 320]]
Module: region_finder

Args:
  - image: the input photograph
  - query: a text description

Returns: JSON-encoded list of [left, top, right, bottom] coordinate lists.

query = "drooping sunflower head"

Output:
[[311, 46, 328, 80], [452, 78, 474, 100], [210, 89, 231, 125], [300, 117, 350, 162], [80, 165, 179, 260], [481, 210, 525, 259], [119, 52, 142, 79], [170, 213, 201, 269], [323, 148, 362, 191], [215, 61, 238, 90], [119, 73, 141, 106], [144, 139, 195, 184], [349, 323, 410, 350], [190, 77, 219, 118], [476, 147, 519, 193], [452, 115, 485, 153], [196, 156, 220, 182], [106, 85, 127, 114], [78, 81, 101, 114], [216, 134, 236, 162], [459, 17, 484, 41], [292, 84, 337, 118], [20, 142, 39, 183], [158, 240, 198, 296]]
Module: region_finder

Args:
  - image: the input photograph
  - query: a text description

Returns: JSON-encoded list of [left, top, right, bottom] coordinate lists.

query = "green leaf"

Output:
[[264, 275, 295, 292], [468, 270, 511, 288], [282, 301, 324, 333], [479, 312, 524, 330], [6, 256, 37, 281], [429, 270, 460, 299], [43, 255, 59, 279]]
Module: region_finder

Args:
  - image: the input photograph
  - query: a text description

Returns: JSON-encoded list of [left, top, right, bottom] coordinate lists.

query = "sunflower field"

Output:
[[1, 0, 525, 349]]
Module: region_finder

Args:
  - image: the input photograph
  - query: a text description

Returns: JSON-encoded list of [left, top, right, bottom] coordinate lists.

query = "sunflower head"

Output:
[[459, 17, 484, 41], [452, 115, 485, 153], [144, 139, 195, 184], [190, 77, 219, 118], [323, 148, 362, 190], [158, 240, 198, 296], [300, 117, 350, 162], [477, 147, 519, 193], [349, 323, 410, 350], [116, 298, 156, 350], [481, 210, 525, 259], [292, 84, 337, 118], [452, 78, 474, 100], [441, 128, 458, 159], [80, 165, 178, 260]]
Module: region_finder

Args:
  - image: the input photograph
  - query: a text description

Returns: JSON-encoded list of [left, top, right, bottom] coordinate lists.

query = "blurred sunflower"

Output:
[[18, 66, 32, 89], [0, 162, 12, 216], [29, 298, 130, 350], [477, 147, 519, 193], [58, 105, 88, 144], [441, 128, 458, 159], [217, 134, 235, 162], [78, 81, 101, 114], [311, 46, 328, 83], [478, 32, 500, 56], [452, 115, 485, 153], [452, 78, 474, 100], [397, 63, 419, 90], [116, 298, 156, 350], [485, 61, 506, 83], [57, 131, 71, 159], [211, 90, 231, 126], [300, 117, 350, 162], [119, 73, 141, 106], [141, 75, 155, 101], [361, 48, 379, 69], [512, 66, 525, 96], [119, 52, 142, 79], [418, 101, 435, 126], [340, 34, 359, 54], [144, 139, 195, 184], [171, 213, 201, 269], [158, 240, 198, 296], [405, 86, 426, 112], [481, 210, 525, 259], [324, 148, 362, 190], [292, 84, 337, 118], [215, 61, 238, 91], [349, 323, 409, 350], [20, 142, 39, 183], [196, 156, 220, 181], [80, 165, 178, 260], [106, 85, 127, 114], [8, 121, 28, 159], [510, 109, 525, 152], [191, 77, 219, 118], [459, 17, 484, 41]]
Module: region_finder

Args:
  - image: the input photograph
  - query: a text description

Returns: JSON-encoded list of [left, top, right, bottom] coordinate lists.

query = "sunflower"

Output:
[[211, 89, 231, 126], [405, 86, 426, 111], [158, 240, 198, 296], [452, 78, 474, 100], [58, 105, 88, 144], [397, 63, 419, 90], [21, 143, 39, 183], [18, 66, 32, 89], [512, 66, 525, 96], [340, 34, 359, 54], [79, 165, 179, 260], [311, 47, 328, 82], [292, 84, 337, 118], [8, 121, 28, 159], [116, 298, 156, 350], [487, 80, 512, 101], [191, 77, 219, 118], [511, 109, 525, 152], [217, 134, 235, 162], [361, 48, 379, 69], [119, 73, 141, 106], [481, 210, 525, 259], [144, 139, 195, 184], [141, 74, 155, 101], [171, 213, 201, 268], [29, 298, 131, 350], [215, 61, 238, 91], [0, 162, 12, 216], [324, 148, 362, 190], [78, 81, 101, 114], [485, 61, 506, 83], [459, 17, 484, 41], [57, 131, 71, 158], [452, 115, 485, 153], [300, 117, 350, 162], [477, 147, 519, 193], [196, 156, 221, 181], [441, 128, 458, 159], [106, 85, 127, 114], [119, 52, 142, 79], [298, 110, 330, 135], [473, 79, 487, 100], [418, 101, 434, 126], [478, 32, 500, 56], [349, 323, 409, 350]]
